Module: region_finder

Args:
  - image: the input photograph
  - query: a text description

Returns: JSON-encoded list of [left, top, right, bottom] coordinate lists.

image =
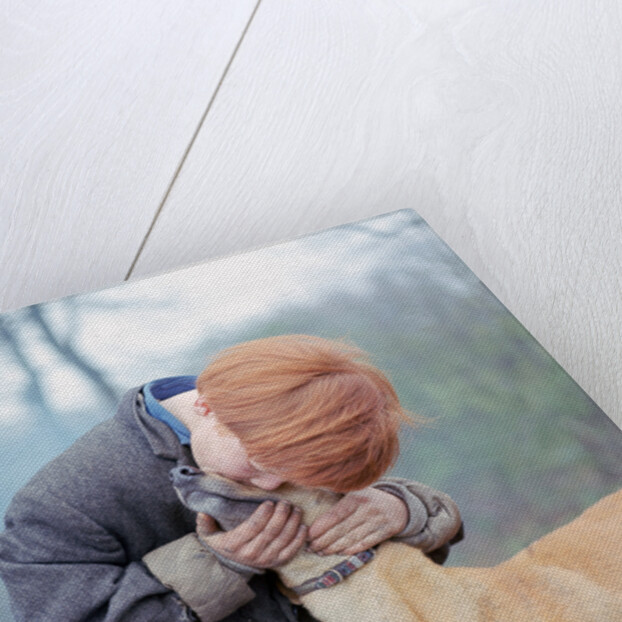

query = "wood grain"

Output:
[[0, 0, 257, 311], [131, 0, 622, 425]]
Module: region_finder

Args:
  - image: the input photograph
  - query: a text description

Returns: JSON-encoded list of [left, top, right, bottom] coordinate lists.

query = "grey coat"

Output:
[[0, 385, 463, 622]]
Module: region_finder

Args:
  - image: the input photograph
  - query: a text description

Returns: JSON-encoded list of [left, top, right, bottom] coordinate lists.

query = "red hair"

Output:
[[196, 335, 427, 492]]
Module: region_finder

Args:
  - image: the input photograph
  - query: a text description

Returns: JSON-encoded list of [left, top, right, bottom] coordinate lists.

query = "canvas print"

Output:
[[0, 209, 620, 621]]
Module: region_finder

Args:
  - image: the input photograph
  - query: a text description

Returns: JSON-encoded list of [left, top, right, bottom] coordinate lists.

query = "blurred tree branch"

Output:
[[27, 305, 118, 406], [0, 316, 70, 437]]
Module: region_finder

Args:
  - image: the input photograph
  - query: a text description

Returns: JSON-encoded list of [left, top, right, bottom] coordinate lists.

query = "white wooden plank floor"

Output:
[[1, 0, 621, 426], [0, 0, 257, 308]]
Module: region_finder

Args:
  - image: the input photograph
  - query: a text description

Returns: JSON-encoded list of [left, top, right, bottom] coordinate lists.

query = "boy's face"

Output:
[[190, 407, 286, 491]]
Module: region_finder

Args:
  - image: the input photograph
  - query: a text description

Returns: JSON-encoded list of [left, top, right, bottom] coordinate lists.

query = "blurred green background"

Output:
[[1, 210, 620, 617]]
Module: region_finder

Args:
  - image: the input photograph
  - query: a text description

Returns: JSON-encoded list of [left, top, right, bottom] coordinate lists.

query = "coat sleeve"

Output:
[[143, 533, 256, 622], [369, 477, 463, 553], [0, 485, 255, 622]]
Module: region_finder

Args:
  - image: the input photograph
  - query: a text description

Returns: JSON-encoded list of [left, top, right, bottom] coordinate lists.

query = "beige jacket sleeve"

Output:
[[142, 533, 256, 622], [370, 477, 463, 553]]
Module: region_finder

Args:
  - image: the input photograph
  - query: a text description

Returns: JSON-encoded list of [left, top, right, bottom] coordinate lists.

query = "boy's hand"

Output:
[[196, 501, 307, 569], [307, 488, 408, 556]]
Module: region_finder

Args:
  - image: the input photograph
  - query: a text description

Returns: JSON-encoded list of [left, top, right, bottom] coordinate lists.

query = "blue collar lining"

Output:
[[142, 375, 197, 445]]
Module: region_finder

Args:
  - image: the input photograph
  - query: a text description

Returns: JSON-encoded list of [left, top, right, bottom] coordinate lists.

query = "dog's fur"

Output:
[[171, 467, 622, 622]]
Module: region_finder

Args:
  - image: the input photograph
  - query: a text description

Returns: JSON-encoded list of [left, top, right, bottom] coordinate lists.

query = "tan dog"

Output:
[[171, 467, 622, 622]]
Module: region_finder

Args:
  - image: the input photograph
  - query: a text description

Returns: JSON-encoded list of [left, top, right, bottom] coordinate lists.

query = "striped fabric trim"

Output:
[[290, 549, 376, 596]]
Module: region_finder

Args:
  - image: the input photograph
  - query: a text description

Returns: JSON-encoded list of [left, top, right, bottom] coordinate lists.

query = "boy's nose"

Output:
[[169, 465, 203, 481], [250, 473, 285, 490]]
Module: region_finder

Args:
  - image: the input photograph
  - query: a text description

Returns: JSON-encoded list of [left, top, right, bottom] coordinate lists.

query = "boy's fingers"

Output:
[[260, 506, 303, 557], [341, 530, 390, 556], [318, 523, 387, 556], [196, 513, 220, 535], [220, 501, 276, 548], [243, 501, 294, 556], [308, 514, 367, 552], [308, 497, 360, 540], [273, 524, 308, 566]]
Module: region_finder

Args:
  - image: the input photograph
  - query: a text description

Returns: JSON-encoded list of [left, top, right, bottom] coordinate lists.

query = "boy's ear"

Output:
[[194, 397, 210, 416]]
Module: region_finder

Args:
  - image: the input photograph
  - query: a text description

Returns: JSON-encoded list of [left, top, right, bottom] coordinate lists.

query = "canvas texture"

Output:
[[0, 209, 620, 621]]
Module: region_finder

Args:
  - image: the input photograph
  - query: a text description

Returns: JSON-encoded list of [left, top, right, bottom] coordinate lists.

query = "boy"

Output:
[[0, 335, 463, 621]]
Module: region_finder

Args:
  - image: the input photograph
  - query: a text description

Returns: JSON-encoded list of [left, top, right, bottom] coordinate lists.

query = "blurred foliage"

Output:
[[197, 221, 622, 567]]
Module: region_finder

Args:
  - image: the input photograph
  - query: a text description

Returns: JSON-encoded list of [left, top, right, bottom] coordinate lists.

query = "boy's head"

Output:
[[196, 334, 421, 492]]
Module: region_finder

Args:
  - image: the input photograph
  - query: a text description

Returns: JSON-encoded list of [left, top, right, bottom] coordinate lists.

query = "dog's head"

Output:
[[169, 465, 341, 530], [169, 465, 283, 530]]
